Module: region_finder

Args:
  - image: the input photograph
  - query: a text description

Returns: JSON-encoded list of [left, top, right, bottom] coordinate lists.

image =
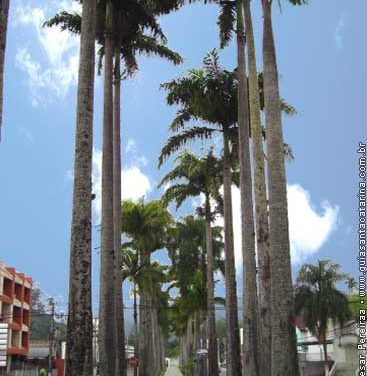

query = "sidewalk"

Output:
[[164, 359, 182, 376]]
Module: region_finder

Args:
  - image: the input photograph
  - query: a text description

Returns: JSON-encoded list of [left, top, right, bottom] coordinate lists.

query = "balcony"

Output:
[[14, 283, 23, 302], [1, 303, 12, 324], [2, 278, 13, 299], [24, 287, 31, 305], [23, 309, 30, 327], [13, 306, 22, 326]]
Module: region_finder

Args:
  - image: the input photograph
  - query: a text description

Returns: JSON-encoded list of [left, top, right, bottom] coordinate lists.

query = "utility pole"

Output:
[[48, 298, 55, 376]]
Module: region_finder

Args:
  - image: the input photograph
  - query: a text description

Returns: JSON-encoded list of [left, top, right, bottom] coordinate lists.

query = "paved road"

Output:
[[165, 359, 182, 376]]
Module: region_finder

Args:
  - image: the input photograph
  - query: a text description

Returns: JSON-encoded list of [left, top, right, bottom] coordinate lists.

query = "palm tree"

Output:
[[121, 249, 168, 376], [166, 209, 223, 375], [0, 0, 9, 140], [261, 1, 307, 374], [234, 3, 258, 375], [159, 52, 243, 375], [111, 8, 182, 369], [64, 0, 96, 375], [113, 46, 125, 376], [121, 198, 173, 376], [242, 1, 271, 374], [159, 151, 226, 375], [98, 3, 116, 375], [295, 260, 352, 373], [167, 216, 224, 368], [46, 5, 182, 374], [159, 152, 220, 358], [122, 249, 140, 376]]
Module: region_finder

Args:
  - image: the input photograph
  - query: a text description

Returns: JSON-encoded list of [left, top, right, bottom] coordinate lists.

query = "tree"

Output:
[[121, 198, 173, 376], [98, 3, 116, 375], [243, 1, 270, 374], [159, 52, 243, 374], [159, 151, 223, 374], [166, 214, 224, 371], [166, 215, 224, 368], [111, 8, 182, 372], [295, 260, 352, 371], [121, 249, 168, 376], [349, 291, 367, 319], [64, 0, 96, 374], [30, 288, 51, 341], [235, 3, 258, 375], [46, 4, 182, 374], [0, 0, 9, 140], [260, 1, 307, 374], [30, 289, 67, 346]]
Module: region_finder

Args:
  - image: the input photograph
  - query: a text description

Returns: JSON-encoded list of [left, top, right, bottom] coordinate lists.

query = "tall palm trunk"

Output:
[[133, 283, 138, 376], [180, 317, 194, 367], [243, 1, 271, 375], [99, 3, 116, 374], [261, 1, 299, 375], [0, 0, 10, 140], [151, 307, 161, 375], [222, 132, 242, 376], [113, 51, 126, 376], [323, 340, 329, 372], [65, 0, 96, 374], [205, 193, 219, 376], [138, 252, 155, 376], [236, 2, 259, 376]]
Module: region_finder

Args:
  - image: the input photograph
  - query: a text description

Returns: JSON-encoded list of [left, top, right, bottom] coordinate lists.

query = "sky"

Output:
[[0, 0, 365, 316]]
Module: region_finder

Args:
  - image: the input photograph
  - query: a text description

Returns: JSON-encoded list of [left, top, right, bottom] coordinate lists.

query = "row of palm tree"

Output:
[[119, 197, 226, 375], [158, 43, 296, 374], [117, 194, 354, 376], [51, 0, 304, 374], [44, 1, 182, 375], [0, 0, 312, 375]]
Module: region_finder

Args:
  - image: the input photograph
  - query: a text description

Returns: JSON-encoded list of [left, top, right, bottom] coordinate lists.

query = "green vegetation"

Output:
[[3, 1, 357, 376], [295, 260, 352, 366]]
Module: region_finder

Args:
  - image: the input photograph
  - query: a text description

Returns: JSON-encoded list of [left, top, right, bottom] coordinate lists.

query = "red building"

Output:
[[0, 260, 32, 371]]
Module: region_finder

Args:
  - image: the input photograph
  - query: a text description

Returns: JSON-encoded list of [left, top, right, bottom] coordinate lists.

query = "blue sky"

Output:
[[0, 0, 365, 315]]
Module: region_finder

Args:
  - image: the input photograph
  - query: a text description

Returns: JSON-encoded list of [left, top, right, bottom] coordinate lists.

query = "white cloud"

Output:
[[287, 184, 339, 264], [125, 138, 148, 167], [122, 166, 151, 201], [13, 0, 80, 106], [92, 148, 151, 223], [126, 138, 136, 154], [214, 183, 339, 273], [335, 11, 346, 52]]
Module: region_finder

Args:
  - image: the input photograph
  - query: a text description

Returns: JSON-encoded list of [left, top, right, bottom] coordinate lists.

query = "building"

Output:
[[0, 260, 32, 372], [296, 316, 360, 376]]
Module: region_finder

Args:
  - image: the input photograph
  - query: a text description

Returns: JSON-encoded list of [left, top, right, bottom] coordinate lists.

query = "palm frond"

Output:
[[158, 126, 216, 167], [43, 11, 81, 34], [288, 0, 308, 5], [203, 49, 221, 79], [132, 34, 183, 65], [161, 183, 201, 209], [218, 1, 236, 48], [170, 108, 196, 132]]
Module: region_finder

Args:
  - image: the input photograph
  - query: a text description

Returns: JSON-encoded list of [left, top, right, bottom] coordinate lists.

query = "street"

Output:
[[164, 359, 182, 376]]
